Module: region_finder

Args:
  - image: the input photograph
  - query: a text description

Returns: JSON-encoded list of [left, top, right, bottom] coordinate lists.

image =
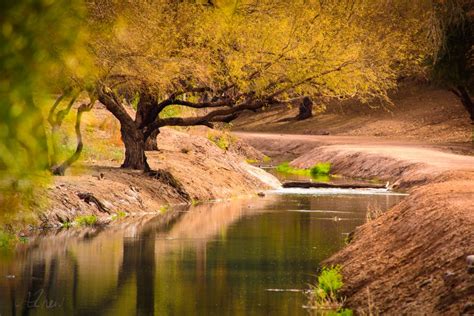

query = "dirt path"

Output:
[[235, 131, 474, 315], [235, 132, 474, 172]]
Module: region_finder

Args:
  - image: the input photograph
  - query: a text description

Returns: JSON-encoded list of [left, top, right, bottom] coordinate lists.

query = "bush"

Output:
[[307, 265, 352, 315], [310, 162, 331, 176], [317, 266, 344, 299], [0, 230, 15, 249], [75, 215, 98, 226], [276, 162, 332, 179], [275, 162, 308, 175]]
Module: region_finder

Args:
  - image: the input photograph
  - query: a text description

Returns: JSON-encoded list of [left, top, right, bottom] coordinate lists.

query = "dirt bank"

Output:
[[234, 84, 473, 153], [38, 128, 279, 228], [238, 132, 474, 314], [326, 173, 474, 315]]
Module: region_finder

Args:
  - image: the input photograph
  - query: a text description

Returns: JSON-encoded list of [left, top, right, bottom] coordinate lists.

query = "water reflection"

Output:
[[0, 192, 404, 315]]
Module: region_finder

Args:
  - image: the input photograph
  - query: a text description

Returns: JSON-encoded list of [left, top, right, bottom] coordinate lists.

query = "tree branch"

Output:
[[51, 102, 94, 176]]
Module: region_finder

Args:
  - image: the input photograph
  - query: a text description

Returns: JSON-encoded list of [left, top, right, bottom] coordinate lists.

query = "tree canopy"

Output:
[[84, 0, 435, 170], [1, 0, 470, 183]]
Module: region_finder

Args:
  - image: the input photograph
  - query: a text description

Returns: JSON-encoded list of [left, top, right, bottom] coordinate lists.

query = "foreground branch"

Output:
[[51, 102, 94, 176]]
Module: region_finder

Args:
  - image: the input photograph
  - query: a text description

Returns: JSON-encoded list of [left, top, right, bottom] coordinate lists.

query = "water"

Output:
[[0, 191, 404, 315]]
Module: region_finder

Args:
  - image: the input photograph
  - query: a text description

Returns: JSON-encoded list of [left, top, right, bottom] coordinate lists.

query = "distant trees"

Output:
[[86, 0, 433, 171]]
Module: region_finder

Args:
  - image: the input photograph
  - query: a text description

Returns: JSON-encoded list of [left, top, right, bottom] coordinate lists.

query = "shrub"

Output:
[[0, 230, 15, 249], [317, 266, 344, 298], [310, 162, 331, 176], [276, 162, 332, 179], [75, 215, 98, 227], [307, 265, 352, 315], [275, 162, 308, 175]]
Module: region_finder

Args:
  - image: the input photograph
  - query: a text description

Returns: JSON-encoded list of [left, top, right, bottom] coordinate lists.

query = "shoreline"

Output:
[[238, 132, 474, 314]]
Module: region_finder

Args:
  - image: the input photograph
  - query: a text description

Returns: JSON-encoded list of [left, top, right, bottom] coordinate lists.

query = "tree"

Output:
[[85, 0, 433, 171], [429, 0, 474, 123]]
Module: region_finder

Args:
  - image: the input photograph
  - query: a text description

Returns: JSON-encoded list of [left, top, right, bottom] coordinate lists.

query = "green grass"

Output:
[[75, 215, 98, 227], [159, 205, 170, 213], [310, 162, 331, 176], [207, 131, 236, 151], [246, 155, 272, 164], [111, 210, 127, 221], [61, 221, 73, 229], [317, 266, 344, 298], [0, 230, 15, 249], [276, 162, 309, 175], [276, 162, 332, 179], [307, 265, 352, 315]]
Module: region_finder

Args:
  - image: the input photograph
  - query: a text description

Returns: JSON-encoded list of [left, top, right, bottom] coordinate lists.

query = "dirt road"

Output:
[[235, 132, 474, 172]]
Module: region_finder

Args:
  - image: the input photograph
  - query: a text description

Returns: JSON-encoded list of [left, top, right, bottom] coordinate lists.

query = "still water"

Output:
[[0, 190, 404, 316]]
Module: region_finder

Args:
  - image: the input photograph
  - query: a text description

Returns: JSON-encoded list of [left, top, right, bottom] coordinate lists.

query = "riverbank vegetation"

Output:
[[306, 265, 352, 315], [276, 162, 332, 180]]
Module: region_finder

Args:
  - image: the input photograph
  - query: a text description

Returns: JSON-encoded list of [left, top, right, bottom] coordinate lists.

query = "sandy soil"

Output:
[[234, 84, 473, 154], [237, 131, 474, 314], [39, 127, 279, 228]]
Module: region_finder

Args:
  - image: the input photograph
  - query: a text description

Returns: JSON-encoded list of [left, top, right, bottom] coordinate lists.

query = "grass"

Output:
[[207, 131, 236, 151], [276, 162, 332, 179], [61, 221, 73, 229], [159, 205, 170, 213], [191, 199, 202, 206], [0, 230, 15, 250], [310, 162, 331, 176], [246, 155, 272, 164], [75, 215, 98, 227], [111, 210, 127, 221], [276, 162, 309, 175], [366, 202, 384, 222], [306, 266, 352, 315]]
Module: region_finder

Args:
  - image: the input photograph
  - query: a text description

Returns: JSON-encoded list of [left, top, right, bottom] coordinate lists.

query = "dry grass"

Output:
[[366, 202, 384, 222]]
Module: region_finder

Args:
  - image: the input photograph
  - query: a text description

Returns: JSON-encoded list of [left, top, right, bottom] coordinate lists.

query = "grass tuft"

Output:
[[276, 162, 332, 179], [0, 230, 15, 249], [306, 265, 352, 315], [111, 210, 127, 221], [75, 215, 98, 227], [310, 162, 331, 176]]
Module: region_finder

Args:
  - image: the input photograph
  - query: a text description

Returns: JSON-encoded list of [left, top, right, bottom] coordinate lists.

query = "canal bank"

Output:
[[238, 132, 474, 314]]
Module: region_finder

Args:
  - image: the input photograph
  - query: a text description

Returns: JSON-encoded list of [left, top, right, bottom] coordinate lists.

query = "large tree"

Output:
[[85, 0, 432, 171]]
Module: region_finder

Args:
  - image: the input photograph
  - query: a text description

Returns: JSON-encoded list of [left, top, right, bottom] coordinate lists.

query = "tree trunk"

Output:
[[121, 126, 150, 171], [456, 86, 474, 124], [145, 128, 160, 151], [297, 96, 313, 120]]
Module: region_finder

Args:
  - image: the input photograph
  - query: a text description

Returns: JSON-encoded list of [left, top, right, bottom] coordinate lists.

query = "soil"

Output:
[[236, 130, 474, 314], [37, 125, 278, 228], [234, 84, 474, 314], [234, 84, 473, 154]]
